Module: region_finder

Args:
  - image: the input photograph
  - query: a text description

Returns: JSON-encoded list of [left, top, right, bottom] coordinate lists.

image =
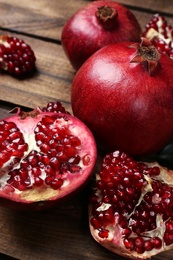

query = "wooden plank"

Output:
[[0, 0, 172, 42], [0, 187, 172, 260]]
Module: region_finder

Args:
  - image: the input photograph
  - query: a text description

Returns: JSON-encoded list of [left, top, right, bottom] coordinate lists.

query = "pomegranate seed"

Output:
[[150, 237, 162, 249], [98, 229, 109, 238], [91, 217, 102, 229], [144, 240, 153, 251], [123, 238, 134, 250], [50, 178, 63, 189]]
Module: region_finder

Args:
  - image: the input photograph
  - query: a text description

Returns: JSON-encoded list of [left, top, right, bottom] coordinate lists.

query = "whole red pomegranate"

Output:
[[61, 0, 142, 70], [89, 150, 173, 258], [71, 37, 173, 156], [0, 103, 97, 209]]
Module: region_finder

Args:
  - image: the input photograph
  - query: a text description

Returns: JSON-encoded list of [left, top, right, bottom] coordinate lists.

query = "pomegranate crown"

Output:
[[129, 37, 161, 75]]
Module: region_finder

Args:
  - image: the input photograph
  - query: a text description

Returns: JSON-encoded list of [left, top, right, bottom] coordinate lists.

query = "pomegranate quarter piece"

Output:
[[143, 14, 173, 59], [0, 105, 97, 209], [0, 35, 36, 76], [89, 150, 173, 259]]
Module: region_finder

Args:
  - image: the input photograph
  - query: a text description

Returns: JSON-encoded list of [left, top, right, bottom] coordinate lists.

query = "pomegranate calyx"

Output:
[[130, 37, 161, 75], [95, 6, 118, 30], [19, 108, 41, 120]]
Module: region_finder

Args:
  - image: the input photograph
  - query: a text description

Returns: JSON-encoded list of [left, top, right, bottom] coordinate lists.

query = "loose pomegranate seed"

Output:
[[0, 35, 36, 76]]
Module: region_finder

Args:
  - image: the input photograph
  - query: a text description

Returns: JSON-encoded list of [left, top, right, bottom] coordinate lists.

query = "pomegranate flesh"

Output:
[[143, 14, 173, 59], [61, 0, 142, 70], [89, 150, 173, 259], [71, 38, 173, 156], [0, 105, 97, 209]]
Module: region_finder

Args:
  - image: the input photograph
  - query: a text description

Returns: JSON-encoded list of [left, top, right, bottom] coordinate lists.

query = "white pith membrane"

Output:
[[144, 14, 173, 58], [0, 109, 96, 203], [89, 151, 173, 259]]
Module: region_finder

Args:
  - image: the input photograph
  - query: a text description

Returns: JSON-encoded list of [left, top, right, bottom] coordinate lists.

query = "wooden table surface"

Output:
[[0, 0, 173, 259]]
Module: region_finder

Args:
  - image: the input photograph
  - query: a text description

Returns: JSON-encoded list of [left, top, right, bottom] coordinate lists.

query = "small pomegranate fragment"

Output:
[[89, 150, 173, 259], [0, 35, 36, 76], [143, 14, 173, 59], [41, 101, 70, 114], [0, 105, 97, 209], [61, 0, 142, 70]]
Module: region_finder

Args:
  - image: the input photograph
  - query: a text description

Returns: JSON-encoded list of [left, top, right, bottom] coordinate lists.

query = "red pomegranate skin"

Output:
[[71, 41, 173, 156], [61, 1, 142, 70]]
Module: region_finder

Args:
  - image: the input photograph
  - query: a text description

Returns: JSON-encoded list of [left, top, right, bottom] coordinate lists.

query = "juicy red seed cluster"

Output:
[[0, 36, 36, 75], [144, 14, 173, 58], [34, 115, 82, 163], [0, 120, 28, 168], [6, 115, 83, 191], [124, 236, 162, 254], [164, 219, 173, 245], [42, 101, 69, 114], [90, 151, 173, 253], [7, 150, 66, 190]]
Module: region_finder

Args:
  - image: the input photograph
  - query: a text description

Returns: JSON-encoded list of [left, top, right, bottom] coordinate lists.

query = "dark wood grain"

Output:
[[0, 0, 172, 41], [0, 0, 173, 260]]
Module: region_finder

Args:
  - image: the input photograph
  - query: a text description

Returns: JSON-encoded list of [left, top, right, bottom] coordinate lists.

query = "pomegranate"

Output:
[[89, 150, 173, 258], [0, 35, 36, 76], [71, 37, 173, 156], [143, 14, 173, 59], [61, 0, 142, 70], [0, 104, 97, 209]]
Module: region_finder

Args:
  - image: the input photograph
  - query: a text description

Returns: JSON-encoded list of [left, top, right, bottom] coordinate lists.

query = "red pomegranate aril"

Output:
[[89, 150, 173, 258], [68, 155, 80, 165], [144, 240, 153, 251], [123, 238, 134, 250], [49, 157, 60, 169], [150, 237, 162, 249], [34, 177, 44, 187], [90, 217, 102, 229], [50, 178, 64, 190], [98, 229, 109, 239]]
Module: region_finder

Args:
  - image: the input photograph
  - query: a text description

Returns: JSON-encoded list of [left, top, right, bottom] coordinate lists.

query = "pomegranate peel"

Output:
[[0, 105, 97, 209], [89, 151, 173, 259]]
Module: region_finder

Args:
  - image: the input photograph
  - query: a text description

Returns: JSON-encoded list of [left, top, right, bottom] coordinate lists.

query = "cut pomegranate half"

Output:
[[0, 106, 97, 209], [89, 150, 173, 258]]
